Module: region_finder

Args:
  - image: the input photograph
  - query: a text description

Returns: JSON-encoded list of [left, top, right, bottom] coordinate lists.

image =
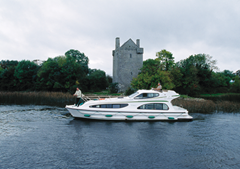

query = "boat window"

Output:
[[90, 104, 128, 108], [138, 105, 145, 109], [129, 92, 139, 98], [106, 104, 112, 108], [120, 104, 128, 108], [145, 103, 154, 109], [148, 93, 154, 98], [91, 105, 100, 108], [155, 103, 163, 110], [101, 105, 107, 108], [135, 93, 159, 99], [113, 104, 120, 108], [137, 103, 169, 110], [163, 104, 168, 110]]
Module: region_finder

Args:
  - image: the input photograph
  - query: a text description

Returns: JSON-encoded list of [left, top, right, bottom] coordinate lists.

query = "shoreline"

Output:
[[1, 91, 240, 113]]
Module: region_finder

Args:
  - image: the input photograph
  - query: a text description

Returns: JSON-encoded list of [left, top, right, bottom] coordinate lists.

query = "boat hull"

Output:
[[66, 105, 193, 121]]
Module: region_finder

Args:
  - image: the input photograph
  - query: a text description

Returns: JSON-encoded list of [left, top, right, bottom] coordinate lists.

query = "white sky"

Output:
[[0, 0, 240, 76]]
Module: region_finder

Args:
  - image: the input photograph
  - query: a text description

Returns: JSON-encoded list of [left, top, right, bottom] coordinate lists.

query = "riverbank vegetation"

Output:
[[172, 98, 240, 113], [1, 49, 240, 97], [0, 49, 111, 94], [131, 50, 240, 96], [1, 91, 240, 113], [0, 91, 75, 107]]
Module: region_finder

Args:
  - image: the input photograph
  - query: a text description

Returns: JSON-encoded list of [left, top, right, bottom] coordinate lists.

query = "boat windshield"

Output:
[[128, 92, 139, 99]]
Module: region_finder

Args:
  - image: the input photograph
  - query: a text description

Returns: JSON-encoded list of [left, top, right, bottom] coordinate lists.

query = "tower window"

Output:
[[130, 54, 132, 58], [131, 72, 132, 75]]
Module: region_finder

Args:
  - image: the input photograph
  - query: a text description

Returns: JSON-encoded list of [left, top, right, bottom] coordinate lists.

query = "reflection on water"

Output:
[[0, 105, 240, 168]]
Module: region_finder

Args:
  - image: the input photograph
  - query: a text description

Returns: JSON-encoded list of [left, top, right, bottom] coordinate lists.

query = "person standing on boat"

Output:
[[157, 82, 162, 92], [73, 87, 84, 106], [153, 82, 162, 92]]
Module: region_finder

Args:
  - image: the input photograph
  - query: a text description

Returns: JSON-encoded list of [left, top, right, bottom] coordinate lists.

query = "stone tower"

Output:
[[112, 37, 143, 92]]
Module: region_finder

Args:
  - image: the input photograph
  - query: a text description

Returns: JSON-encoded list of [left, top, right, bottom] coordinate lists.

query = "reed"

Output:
[[172, 98, 240, 113], [0, 91, 75, 107]]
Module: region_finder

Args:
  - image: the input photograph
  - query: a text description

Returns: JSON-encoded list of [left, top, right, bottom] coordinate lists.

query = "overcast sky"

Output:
[[1, 0, 240, 75]]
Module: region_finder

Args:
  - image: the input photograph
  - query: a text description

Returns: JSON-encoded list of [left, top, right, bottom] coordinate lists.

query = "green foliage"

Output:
[[108, 83, 119, 94], [131, 55, 175, 91], [86, 69, 108, 92], [65, 49, 89, 74], [133, 52, 235, 96], [175, 54, 218, 95], [170, 67, 183, 89], [0, 49, 106, 93], [14, 60, 39, 91], [0, 66, 3, 74], [0, 65, 17, 91], [37, 58, 62, 91], [0, 60, 18, 69], [230, 76, 240, 93], [125, 87, 135, 96], [156, 49, 175, 71], [106, 75, 112, 86], [36, 50, 91, 92], [0, 60, 19, 91], [131, 69, 175, 90], [141, 59, 159, 74]]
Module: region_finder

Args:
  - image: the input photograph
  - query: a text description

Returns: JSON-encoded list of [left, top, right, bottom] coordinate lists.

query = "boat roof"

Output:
[[136, 89, 178, 94]]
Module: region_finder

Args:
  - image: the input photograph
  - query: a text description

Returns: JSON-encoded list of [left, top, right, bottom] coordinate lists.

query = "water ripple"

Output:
[[1, 106, 240, 168]]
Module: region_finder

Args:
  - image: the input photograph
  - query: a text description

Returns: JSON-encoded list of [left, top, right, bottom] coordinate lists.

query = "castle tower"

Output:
[[112, 37, 143, 92]]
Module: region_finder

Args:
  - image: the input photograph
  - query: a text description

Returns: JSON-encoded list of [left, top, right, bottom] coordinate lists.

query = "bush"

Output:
[[125, 87, 135, 96], [108, 83, 119, 94]]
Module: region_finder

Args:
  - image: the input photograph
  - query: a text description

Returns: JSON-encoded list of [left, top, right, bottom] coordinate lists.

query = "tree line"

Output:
[[1, 49, 240, 96], [131, 50, 240, 96], [0, 49, 111, 94]]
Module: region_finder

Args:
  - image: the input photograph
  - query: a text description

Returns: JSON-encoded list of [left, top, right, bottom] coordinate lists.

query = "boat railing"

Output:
[[83, 95, 120, 101]]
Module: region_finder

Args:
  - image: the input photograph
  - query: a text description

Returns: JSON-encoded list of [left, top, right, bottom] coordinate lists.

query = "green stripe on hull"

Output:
[[148, 116, 155, 119], [105, 115, 113, 117]]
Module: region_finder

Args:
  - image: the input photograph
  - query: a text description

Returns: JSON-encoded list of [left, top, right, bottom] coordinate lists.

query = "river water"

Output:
[[0, 105, 240, 169]]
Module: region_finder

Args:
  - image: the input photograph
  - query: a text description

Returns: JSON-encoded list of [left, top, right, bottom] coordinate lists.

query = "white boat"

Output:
[[65, 89, 193, 121]]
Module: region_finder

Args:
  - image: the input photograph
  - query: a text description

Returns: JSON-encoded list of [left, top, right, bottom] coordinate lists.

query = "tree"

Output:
[[170, 67, 183, 90], [106, 75, 112, 86], [65, 49, 89, 74], [140, 59, 159, 74], [108, 83, 119, 94], [14, 60, 39, 91], [131, 55, 175, 91], [37, 58, 61, 91], [131, 69, 175, 90], [86, 69, 108, 91], [0, 65, 17, 91], [231, 76, 240, 93], [0, 60, 18, 69], [175, 54, 217, 95], [156, 49, 175, 71], [0, 60, 19, 91]]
